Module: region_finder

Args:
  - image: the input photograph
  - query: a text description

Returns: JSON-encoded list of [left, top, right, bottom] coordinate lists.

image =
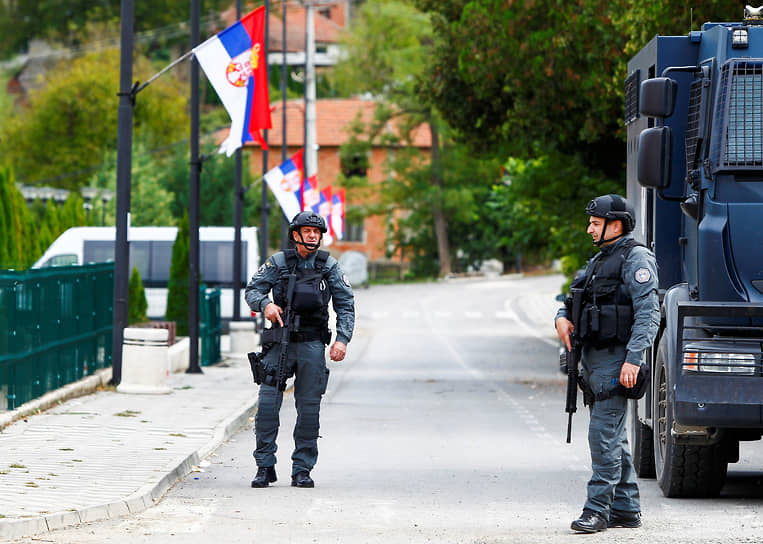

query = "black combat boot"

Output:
[[570, 509, 607, 533], [608, 510, 641, 528], [251, 466, 277, 488], [291, 471, 314, 488]]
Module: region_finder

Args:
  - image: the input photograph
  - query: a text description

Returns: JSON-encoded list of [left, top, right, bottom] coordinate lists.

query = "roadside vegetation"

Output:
[[0, 0, 743, 283]]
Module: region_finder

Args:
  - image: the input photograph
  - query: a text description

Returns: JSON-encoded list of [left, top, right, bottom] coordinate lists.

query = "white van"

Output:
[[33, 226, 259, 320]]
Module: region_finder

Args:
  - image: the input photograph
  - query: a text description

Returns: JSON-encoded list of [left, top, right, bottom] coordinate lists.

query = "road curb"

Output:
[[0, 376, 258, 540]]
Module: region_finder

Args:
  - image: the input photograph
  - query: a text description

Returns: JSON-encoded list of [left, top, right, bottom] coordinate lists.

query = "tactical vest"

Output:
[[275, 249, 332, 335], [577, 239, 644, 347]]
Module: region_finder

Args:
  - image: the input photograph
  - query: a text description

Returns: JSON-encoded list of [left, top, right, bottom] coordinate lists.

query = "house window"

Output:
[[344, 218, 365, 243], [341, 152, 368, 178]]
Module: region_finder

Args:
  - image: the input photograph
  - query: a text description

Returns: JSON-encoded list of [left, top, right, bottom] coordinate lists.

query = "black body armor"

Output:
[[275, 249, 332, 343], [574, 239, 643, 347]]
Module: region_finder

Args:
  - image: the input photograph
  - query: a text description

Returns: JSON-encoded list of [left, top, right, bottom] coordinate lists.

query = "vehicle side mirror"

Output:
[[640, 77, 678, 118], [638, 126, 671, 189]]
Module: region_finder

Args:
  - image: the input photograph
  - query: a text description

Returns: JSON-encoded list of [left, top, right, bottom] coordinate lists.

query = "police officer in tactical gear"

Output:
[[245, 211, 355, 488], [555, 195, 659, 533]]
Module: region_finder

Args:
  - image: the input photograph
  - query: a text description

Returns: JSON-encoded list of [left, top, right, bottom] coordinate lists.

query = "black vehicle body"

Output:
[[626, 11, 763, 497]]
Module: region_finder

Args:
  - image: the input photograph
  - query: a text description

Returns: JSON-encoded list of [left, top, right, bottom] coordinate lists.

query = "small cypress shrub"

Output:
[[128, 266, 148, 325]]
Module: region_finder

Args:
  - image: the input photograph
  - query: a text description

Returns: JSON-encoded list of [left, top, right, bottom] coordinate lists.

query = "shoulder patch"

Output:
[[343, 274, 351, 287], [635, 268, 651, 283]]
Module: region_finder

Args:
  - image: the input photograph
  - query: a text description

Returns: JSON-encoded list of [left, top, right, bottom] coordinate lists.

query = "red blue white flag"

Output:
[[301, 174, 319, 212], [264, 150, 304, 220], [312, 185, 333, 246], [193, 7, 272, 156], [330, 188, 345, 241]]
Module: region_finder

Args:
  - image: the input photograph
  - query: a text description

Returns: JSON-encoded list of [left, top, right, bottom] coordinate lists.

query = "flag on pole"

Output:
[[331, 189, 345, 241], [312, 185, 333, 246], [301, 174, 319, 212], [193, 6, 272, 156], [264, 150, 304, 221]]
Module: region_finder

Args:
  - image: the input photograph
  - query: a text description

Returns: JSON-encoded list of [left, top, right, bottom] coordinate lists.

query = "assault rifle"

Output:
[[563, 284, 585, 443], [247, 271, 298, 403], [274, 271, 298, 394]]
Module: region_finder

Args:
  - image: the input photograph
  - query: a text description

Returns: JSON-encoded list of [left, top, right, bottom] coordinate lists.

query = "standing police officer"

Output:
[[245, 211, 355, 488], [555, 195, 659, 533]]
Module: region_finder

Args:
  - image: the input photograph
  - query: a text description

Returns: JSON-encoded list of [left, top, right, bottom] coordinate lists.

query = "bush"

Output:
[[128, 266, 148, 325]]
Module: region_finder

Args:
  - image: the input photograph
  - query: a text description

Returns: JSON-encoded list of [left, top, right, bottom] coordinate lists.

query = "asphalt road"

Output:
[[18, 275, 763, 543]]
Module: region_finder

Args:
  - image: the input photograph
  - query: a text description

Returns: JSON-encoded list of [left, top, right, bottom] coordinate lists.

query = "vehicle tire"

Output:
[[653, 335, 727, 497], [629, 399, 655, 478]]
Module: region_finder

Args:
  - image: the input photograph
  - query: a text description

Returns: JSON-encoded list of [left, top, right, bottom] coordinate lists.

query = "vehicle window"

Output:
[[149, 241, 173, 284], [83, 241, 114, 264], [200, 241, 246, 285], [41, 254, 78, 267]]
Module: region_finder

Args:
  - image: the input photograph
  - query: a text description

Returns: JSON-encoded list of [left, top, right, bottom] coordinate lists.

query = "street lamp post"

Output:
[[81, 186, 97, 223], [100, 189, 114, 226]]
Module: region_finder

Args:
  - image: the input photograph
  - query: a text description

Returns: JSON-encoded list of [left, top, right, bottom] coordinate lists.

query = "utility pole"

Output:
[[304, 1, 317, 182], [112, 0, 135, 385]]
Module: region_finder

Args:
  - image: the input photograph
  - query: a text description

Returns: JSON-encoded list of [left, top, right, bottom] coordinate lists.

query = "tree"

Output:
[[166, 212, 190, 336], [128, 266, 149, 325], [89, 143, 177, 227], [333, 0, 461, 276], [0, 0, 230, 59], [0, 49, 187, 189]]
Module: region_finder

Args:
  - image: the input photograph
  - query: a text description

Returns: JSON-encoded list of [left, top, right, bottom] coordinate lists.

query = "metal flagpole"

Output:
[[112, 0, 135, 385], [232, 0, 243, 322], [262, 0, 271, 257], [187, 0, 202, 374]]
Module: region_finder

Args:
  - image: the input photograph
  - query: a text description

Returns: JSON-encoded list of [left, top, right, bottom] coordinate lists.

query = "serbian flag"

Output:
[[301, 174, 319, 212], [330, 189, 345, 240], [193, 7, 272, 156], [264, 150, 304, 220], [312, 186, 333, 246]]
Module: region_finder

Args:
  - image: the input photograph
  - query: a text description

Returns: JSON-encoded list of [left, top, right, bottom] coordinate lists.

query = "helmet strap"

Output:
[[293, 231, 322, 251], [593, 218, 624, 247]]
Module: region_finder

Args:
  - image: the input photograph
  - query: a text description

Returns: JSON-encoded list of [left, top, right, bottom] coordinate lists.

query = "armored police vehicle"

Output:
[[626, 5, 763, 497]]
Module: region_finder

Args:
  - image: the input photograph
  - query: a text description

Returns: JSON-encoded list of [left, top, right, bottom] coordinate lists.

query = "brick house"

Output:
[[244, 98, 432, 263]]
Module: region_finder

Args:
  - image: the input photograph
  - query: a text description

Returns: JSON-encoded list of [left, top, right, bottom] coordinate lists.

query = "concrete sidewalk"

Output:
[[0, 352, 258, 540]]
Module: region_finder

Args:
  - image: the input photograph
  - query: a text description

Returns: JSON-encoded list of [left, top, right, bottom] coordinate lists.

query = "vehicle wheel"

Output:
[[653, 336, 727, 497], [629, 399, 655, 478]]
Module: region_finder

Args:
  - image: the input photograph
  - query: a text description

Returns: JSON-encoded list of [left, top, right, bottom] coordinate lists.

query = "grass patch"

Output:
[[169, 433, 186, 438], [72, 459, 83, 463], [174, 385, 193, 390], [10, 463, 26, 469], [59, 448, 74, 451], [25, 482, 39, 487], [153, 447, 167, 451]]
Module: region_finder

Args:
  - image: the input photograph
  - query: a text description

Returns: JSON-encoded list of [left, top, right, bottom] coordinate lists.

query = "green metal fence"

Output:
[[200, 285, 221, 366], [0, 263, 114, 410]]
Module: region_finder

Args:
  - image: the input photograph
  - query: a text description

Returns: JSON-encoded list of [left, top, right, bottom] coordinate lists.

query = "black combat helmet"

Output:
[[289, 211, 327, 234], [585, 194, 635, 246], [585, 194, 636, 233], [289, 211, 327, 250]]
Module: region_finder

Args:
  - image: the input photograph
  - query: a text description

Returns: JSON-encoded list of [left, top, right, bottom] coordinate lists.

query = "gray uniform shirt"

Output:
[[245, 250, 356, 345], [555, 235, 660, 365]]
